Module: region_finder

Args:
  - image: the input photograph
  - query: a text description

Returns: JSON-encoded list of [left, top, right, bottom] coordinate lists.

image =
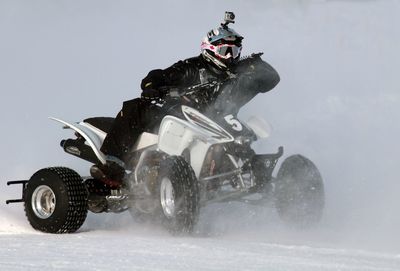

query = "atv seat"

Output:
[[83, 117, 115, 134]]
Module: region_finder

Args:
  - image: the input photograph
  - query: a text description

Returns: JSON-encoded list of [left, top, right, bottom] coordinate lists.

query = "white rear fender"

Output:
[[50, 117, 107, 164]]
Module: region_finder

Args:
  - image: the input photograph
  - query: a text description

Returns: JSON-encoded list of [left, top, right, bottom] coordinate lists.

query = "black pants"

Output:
[[100, 98, 165, 161]]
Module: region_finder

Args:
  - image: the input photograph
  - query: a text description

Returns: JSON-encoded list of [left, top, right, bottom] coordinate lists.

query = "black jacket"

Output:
[[141, 54, 280, 115]]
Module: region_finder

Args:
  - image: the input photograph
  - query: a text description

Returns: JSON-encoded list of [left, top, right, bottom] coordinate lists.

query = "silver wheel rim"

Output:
[[160, 177, 175, 218], [31, 185, 56, 219]]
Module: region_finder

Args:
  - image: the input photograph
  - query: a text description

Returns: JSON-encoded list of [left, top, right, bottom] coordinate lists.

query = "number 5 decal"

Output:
[[224, 114, 243, 131]]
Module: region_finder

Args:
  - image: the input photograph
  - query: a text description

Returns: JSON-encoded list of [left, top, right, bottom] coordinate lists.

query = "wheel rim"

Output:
[[160, 177, 175, 218], [31, 185, 56, 219]]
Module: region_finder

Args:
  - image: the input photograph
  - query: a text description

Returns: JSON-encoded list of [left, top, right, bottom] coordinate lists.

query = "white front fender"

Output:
[[158, 116, 232, 178]]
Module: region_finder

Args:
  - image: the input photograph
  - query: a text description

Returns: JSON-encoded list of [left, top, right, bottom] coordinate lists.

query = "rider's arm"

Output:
[[140, 58, 199, 99], [235, 53, 280, 94]]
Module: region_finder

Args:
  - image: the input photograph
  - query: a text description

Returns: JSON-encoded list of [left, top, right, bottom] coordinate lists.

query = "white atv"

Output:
[[7, 104, 324, 234]]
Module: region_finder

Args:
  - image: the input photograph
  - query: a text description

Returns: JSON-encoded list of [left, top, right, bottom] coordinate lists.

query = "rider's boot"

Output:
[[90, 156, 126, 189]]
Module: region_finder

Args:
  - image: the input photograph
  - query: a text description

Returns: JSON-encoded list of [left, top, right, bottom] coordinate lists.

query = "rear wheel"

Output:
[[274, 155, 324, 227], [24, 167, 88, 233]]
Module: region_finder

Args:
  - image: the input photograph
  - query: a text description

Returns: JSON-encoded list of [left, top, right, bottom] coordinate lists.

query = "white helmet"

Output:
[[201, 13, 243, 69]]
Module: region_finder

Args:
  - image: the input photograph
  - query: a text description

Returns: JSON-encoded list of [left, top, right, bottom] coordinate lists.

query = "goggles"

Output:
[[215, 44, 242, 59], [202, 41, 242, 60]]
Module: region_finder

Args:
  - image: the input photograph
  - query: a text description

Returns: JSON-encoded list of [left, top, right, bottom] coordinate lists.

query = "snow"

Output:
[[1, 0, 400, 270], [2, 207, 400, 270], [2, 232, 400, 271]]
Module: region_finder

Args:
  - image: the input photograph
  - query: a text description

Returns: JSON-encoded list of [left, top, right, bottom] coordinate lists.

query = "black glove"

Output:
[[235, 52, 264, 74], [141, 69, 165, 90]]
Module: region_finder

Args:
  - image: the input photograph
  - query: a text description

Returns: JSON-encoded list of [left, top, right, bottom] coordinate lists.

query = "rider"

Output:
[[95, 12, 280, 188]]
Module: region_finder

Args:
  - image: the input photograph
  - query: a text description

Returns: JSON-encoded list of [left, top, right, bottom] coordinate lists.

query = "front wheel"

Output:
[[156, 156, 199, 234], [274, 155, 324, 228], [24, 167, 88, 233]]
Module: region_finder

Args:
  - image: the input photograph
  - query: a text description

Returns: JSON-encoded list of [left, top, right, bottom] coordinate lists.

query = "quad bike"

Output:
[[6, 94, 324, 234]]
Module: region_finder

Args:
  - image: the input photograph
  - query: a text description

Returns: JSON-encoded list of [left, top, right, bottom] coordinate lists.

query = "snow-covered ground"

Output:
[[2, 205, 400, 270], [2, 232, 400, 271], [1, 0, 400, 270]]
